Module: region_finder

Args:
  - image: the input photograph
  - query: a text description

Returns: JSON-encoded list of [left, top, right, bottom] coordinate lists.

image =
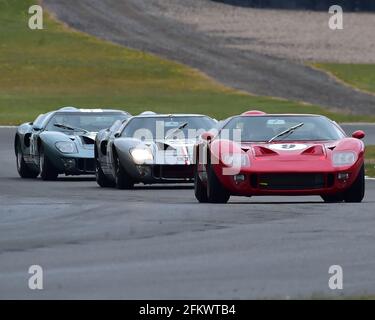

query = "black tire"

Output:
[[194, 164, 208, 203], [96, 159, 115, 188], [321, 194, 344, 203], [344, 165, 365, 203], [114, 154, 134, 190], [39, 145, 58, 181], [207, 164, 230, 203], [16, 141, 38, 179]]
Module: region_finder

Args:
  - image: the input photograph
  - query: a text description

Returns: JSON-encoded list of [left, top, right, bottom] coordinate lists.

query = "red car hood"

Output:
[[242, 141, 335, 156], [240, 141, 337, 173]]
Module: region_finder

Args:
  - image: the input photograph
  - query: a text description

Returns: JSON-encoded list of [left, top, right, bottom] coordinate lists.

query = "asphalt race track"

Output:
[[0, 127, 374, 299], [43, 0, 375, 115]]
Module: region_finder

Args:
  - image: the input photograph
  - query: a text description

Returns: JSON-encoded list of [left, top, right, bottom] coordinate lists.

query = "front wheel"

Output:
[[114, 154, 134, 190], [39, 145, 58, 181], [194, 164, 208, 203], [16, 142, 38, 178], [344, 165, 365, 203], [96, 159, 115, 188], [321, 194, 344, 203], [207, 164, 230, 203]]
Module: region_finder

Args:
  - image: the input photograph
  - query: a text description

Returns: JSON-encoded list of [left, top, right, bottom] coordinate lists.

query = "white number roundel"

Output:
[[268, 144, 307, 151]]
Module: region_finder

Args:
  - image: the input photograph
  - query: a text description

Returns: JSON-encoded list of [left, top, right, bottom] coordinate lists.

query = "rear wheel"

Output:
[[194, 164, 208, 203], [207, 164, 230, 203], [39, 145, 58, 181], [114, 154, 134, 190], [96, 159, 115, 188], [16, 141, 38, 178], [344, 165, 365, 203]]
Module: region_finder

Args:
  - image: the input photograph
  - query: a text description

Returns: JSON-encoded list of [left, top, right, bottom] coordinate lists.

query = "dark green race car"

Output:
[[15, 106, 130, 180]]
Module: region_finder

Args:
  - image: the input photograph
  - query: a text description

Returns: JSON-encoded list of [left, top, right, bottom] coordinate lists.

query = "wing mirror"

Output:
[[352, 130, 365, 140], [201, 132, 214, 141], [32, 124, 42, 131]]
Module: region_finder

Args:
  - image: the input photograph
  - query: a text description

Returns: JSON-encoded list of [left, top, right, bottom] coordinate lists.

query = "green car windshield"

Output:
[[45, 112, 128, 133], [221, 115, 345, 142]]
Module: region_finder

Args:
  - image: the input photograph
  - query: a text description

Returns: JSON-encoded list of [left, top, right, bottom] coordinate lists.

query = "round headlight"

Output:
[[55, 141, 78, 154], [332, 151, 357, 167], [221, 153, 250, 167], [130, 148, 153, 165]]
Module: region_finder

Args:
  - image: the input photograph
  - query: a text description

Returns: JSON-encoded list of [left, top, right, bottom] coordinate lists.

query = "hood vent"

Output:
[[156, 142, 176, 151], [80, 135, 95, 145], [301, 145, 324, 156], [253, 146, 278, 157]]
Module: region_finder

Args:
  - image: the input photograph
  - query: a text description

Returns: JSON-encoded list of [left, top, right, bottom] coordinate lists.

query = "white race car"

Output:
[[95, 113, 217, 188]]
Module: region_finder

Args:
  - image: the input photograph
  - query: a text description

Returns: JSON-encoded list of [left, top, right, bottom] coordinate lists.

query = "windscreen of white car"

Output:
[[121, 116, 216, 140]]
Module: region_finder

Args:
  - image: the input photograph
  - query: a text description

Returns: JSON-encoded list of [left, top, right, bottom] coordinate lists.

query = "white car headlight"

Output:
[[221, 153, 250, 167], [55, 141, 78, 153], [130, 148, 153, 165], [332, 151, 357, 167]]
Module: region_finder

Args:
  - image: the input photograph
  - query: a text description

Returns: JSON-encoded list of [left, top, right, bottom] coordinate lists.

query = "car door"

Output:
[[99, 120, 123, 175], [29, 112, 53, 165]]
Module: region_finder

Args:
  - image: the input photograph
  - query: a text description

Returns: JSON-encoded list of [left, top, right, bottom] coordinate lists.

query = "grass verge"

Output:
[[1, 0, 375, 125], [313, 63, 375, 96], [365, 145, 375, 177]]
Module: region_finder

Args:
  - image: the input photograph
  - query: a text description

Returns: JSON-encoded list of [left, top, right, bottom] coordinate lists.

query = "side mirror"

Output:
[[32, 125, 42, 131], [352, 130, 365, 140], [201, 132, 214, 141], [114, 132, 121, 138]]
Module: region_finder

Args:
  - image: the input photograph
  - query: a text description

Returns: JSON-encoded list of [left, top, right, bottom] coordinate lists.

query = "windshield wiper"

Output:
[[165, 122, 188, 139], [268, 123, 304, 143], [53, 123, 88, 133]]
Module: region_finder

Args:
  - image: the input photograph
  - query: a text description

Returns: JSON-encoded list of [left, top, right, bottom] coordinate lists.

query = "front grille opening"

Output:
[[327, 174, 335, 188], [80, 136, 95, 145], [257, 173, 325, 190], [250, 174, 258, 188], [77, 159, 95, 172], [153, 165, 194, 179]]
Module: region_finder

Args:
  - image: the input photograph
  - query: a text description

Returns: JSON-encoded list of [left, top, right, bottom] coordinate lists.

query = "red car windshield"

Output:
[[221, 115, 345, 142]]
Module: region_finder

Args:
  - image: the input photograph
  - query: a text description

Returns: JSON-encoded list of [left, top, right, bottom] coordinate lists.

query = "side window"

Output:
[[32, 114, 45, 128], [109, 120, 123, 132]]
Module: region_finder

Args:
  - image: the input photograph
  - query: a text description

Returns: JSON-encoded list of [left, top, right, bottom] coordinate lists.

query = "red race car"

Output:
[[194, 111, 366, 203]]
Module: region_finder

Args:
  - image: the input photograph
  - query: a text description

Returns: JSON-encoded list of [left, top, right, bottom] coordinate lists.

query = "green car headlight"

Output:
[[55, 141, 78, 154]]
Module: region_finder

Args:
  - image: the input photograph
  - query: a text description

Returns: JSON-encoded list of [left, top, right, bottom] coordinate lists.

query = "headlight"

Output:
[[221, 153, 250, 167], [332, 151, 357, 167], [130, 148, 153, 165], [55, 141, 78, 153]]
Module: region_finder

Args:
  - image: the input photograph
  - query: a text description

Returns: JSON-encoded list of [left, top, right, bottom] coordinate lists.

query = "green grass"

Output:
[[313, 63, 375, 95], [1, 0, 375, 125], [365, 145, 375, 177]]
